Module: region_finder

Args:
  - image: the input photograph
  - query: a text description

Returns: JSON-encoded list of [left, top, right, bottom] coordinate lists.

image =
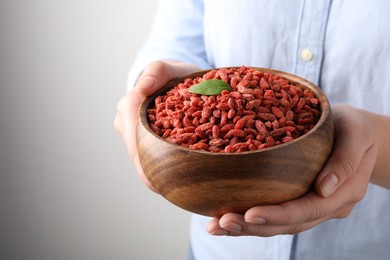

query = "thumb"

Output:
[[315, 140, 362, 197], [315, 106, 373, 197], [135, 61, 201, 96]]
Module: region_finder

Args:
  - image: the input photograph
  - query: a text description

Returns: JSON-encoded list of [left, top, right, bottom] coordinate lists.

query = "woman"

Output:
[[115, 1, 390, 259]]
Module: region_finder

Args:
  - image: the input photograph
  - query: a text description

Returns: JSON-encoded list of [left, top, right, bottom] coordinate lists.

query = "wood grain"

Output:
[[136, 67, 334, 217]]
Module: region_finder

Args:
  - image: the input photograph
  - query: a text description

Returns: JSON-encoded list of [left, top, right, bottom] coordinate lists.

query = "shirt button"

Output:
[[300, 48, 313, 61]]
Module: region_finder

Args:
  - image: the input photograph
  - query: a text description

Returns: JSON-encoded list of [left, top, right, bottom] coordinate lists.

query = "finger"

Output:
[[117, 61, 199, 192], [116, 91, 158, 192], [244, 192, 330, 226], [240, 215, 327, 237], [244, 188, 359, 227], [135, 61, 200, 96], [316, 107, 373, 197], [114, 113, 124, 137], [210, 211, 329, 237], [243, 144, 375, 227], [132, 152, 158, 193], [124, 60, 200, 155], [219, 213, 245, 233], [117, 116, 158, 192], [116, 90, 144, 160], [206, 218, 229, 236], [336, 140, 376, 203], [207, 215, 247, 237], [210, 203, 354, 237], [239, 199, 357, 236], [135, 62, 166, 96]]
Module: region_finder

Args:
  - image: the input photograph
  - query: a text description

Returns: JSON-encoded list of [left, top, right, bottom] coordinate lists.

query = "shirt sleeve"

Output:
[[127, 0, 211, 90]]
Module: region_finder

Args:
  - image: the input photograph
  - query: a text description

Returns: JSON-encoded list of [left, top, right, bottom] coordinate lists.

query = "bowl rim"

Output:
[[138, 66, 331, 156]]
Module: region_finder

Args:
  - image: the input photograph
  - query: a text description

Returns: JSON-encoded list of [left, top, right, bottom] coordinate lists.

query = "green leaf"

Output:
[[188, 79, 232, 95]]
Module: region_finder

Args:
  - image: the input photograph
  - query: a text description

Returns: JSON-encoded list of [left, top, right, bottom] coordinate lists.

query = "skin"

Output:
[[115, 61, 390, 237]]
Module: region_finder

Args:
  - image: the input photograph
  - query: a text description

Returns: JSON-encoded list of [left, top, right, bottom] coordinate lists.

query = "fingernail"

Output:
[[320, 173, 339, 197], [246, 217, 266, 225], [210, 229, 228, 236], [221, 223, 242, 233]]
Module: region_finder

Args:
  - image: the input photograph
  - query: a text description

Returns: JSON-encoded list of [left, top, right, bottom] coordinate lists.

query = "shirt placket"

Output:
[[294, 0, 332, 86], [291, 1, 332, 258]]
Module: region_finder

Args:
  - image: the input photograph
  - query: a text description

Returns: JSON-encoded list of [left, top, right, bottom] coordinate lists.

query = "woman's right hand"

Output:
[[114, 61, 201, 192]]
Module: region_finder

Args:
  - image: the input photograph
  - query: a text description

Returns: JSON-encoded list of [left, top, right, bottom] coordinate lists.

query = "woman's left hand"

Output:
[[207, 104, 380, 237]]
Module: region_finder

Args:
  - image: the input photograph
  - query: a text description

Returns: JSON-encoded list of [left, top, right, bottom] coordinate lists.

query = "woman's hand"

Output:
[[114, 61, 200, 192], [207, 104, 390, 237]]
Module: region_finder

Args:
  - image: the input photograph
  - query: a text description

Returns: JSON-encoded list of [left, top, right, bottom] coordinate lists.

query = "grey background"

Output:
[[0, 0, 191, 259]]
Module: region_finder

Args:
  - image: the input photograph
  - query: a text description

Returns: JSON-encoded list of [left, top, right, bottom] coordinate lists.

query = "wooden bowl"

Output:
[[136, 67, 334, 217]]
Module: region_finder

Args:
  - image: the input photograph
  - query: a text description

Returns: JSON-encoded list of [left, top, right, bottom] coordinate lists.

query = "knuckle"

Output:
[[336, 153, 356, 183], [145, 61, 169, 80], [246, 226, 270, 237], [301, 198, 325, 222], [335, 205, 354, 219], [148, 60, 167, 72], [350, 188, 366, 203], [137, 61, 170, 94], [273, 206, 291, 225], [308, 204, 323, 221], [286, 225, 303, 235]]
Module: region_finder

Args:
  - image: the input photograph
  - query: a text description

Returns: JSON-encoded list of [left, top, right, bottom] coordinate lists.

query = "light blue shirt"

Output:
[[128, 0, 390, 259]]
